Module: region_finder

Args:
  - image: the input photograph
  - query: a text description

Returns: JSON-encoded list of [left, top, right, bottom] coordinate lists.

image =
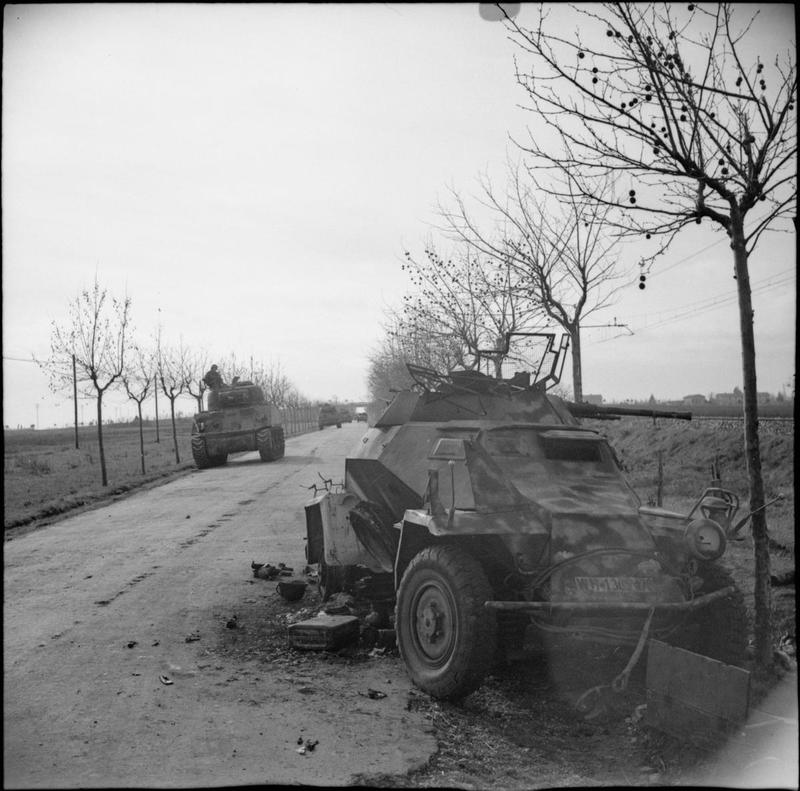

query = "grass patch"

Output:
[[4, 421, 196, 529]]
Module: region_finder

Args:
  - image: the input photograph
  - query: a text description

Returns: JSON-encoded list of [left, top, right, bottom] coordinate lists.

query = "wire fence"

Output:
[[279, 406, 320, 437]]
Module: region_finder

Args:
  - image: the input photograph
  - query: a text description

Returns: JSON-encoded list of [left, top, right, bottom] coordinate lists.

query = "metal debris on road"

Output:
[[360, 688, 387, 700], [158, 675, 173, 686], [252, 561, 294, 580], [127, 641, 137, 649], [225, 616, 239, 629], [184, 632, 201, 642], [276, 579, 307, 602], [296, 738, 319, 755]]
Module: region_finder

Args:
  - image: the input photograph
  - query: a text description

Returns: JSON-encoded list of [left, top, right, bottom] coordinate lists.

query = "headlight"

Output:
[[684, 518, 727, 561]]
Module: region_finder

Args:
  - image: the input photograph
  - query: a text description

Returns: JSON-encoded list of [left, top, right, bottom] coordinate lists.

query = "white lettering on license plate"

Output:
[[574, 576, 654, 593]]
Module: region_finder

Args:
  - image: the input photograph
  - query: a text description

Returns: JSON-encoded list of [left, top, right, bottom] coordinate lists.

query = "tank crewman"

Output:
[[203, 364, 224, 409]]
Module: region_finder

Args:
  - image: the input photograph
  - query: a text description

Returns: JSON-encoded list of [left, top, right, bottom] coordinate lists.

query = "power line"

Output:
[[632, 273, 796, 334], [593, 269, 795, 343], [644, 236, 729, 281], [3, 355, 39, 363], [624, 267, 795, 324]]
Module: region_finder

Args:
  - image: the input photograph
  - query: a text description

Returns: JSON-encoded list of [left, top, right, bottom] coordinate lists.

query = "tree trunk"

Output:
[[96, 393, 108, 487], [570, 324, 583, 402], [731, 220, 772, 668], [170, 398, 180, 464], [137, 402, 146, 475], [154, 386, 160, 443]]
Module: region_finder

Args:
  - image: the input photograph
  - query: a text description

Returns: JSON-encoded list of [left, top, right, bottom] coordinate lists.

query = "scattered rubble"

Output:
[[276, 580, 307, 602], [295, 738, 319, 755], [360, 688, 387, 700], [251, 561, 294, 580], [322, 592, 356, 616]]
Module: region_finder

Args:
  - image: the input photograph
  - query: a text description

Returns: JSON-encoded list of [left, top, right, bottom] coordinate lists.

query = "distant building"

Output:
[[713, 392, 743, 406], [712, 391, 772, 406], [582, 394, 604, 405], [682, 394, 707, 406]]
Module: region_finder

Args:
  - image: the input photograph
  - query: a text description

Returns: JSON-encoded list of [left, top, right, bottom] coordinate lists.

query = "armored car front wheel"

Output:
[[396, 544, 497, 700]]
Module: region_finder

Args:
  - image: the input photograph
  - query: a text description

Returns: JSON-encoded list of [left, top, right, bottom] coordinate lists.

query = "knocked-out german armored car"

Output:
[[305, 334, 748, 700], [191, 381, 284, 468]]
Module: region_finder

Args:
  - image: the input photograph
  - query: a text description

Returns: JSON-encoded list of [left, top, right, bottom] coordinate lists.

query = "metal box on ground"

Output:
[[288, 614, 360, 650], [645, 639, 750, 748]]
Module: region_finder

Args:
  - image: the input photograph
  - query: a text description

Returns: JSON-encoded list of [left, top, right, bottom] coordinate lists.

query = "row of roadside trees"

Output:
[[368, 3, 795, 670], [39, 279, 309, 487]]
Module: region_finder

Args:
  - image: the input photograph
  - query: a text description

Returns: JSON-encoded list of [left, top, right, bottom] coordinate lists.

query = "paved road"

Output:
[[4, 423, 436, 788]]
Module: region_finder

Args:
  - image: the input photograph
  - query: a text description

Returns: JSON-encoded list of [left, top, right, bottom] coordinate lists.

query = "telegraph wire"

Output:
[[620, 267, 795, 324], [626, 273, 795, 336], [643, 236, 728, 281], [592, 269, 794, 343], [3, 355, 39, 363]]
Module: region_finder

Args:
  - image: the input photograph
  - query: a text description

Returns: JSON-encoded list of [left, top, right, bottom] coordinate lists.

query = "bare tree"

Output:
[[252, 360, 305, 408], [503, 2, 796, 667], [367, 308, 466, 402], [441, 168, 628, 401], [122, 345, 154, 475], [400, 240, 544, 377], [157, 340, 190, 464], [185, 350, 210, 413], [218, 352, 250, 385], [42, 277, 132, 486]]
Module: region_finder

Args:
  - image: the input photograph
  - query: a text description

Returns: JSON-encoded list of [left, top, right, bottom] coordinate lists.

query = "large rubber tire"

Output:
[[257, 426, 285, 462], [668, 563, 748, 666], [396, 544, 497, 700]]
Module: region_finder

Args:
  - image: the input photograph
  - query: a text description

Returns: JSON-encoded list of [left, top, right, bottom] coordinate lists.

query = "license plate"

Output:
[[574, 576, 655, 594]]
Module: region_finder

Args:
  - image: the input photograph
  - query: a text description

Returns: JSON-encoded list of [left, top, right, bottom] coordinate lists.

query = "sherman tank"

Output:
[[191, 380, 284, 468], [304, 333, 748, 701]]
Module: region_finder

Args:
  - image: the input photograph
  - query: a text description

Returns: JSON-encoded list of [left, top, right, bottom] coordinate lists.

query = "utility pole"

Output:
[[72, 354, 79, 449], [154, 308, 162, 442]]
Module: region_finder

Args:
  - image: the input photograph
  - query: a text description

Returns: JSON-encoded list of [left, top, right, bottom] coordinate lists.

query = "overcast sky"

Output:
[[3, 3, 796, 429]]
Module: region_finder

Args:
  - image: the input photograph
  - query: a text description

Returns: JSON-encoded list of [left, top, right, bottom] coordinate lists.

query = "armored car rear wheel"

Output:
[[396, 544, 497, 700]]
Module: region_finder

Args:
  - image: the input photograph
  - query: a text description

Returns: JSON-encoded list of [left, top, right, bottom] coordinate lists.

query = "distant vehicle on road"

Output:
[[318, 403, 345, 430], [355, 407, 368, 422]]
